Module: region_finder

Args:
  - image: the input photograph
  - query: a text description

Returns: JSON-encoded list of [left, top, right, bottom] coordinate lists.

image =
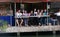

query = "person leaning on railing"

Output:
[[41, 9, 47, 26], [29, 10, 34, 26], [37, 9, 43, 26], [22, 10, 29, 26]]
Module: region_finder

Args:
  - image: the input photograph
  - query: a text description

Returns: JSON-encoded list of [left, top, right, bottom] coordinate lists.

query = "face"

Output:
[[22, 10, 25, 13], [34, 8, 36, 11], [31, 11, 33, 13], [41, 10, 43, 13], [18, 10, 21, 13], [25, 10, 27, 13], [44, 9, 47, 12], [37, 9, 40, 12]]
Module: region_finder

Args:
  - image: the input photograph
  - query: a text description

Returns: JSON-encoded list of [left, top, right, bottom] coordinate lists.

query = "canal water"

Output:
[[0, 31, 60, 37]]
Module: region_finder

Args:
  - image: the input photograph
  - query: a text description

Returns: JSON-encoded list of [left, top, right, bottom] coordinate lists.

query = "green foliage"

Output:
[[0, 20, 8, 31]]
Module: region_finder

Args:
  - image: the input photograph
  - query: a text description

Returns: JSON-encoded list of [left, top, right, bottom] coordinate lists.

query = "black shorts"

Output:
[[16, 18, 22, 24]]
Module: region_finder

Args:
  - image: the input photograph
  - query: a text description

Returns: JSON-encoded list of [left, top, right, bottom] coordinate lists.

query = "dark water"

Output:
[[0, 31, 60, 37]]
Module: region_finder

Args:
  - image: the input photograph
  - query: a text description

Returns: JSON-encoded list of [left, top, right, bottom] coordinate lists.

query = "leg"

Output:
[[25, 18, 28, 26], [16, 19, 19, 26], [20, 19, 23, 26], [57, 16, 60, 25]]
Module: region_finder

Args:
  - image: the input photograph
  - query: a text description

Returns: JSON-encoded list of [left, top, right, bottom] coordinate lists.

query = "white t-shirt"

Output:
[[15, 12, 22, 18], [37, 12, 42, 17], [55, 12, 60, 16], [34, 12, 37, 15]]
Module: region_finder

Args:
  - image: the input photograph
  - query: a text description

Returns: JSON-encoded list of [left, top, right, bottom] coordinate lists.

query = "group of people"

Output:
[[0, 9, 13, 16], [15, 8, 48, 26], [15, 8, 60, 27], [0, 8, 59, 26], [50, 9, 60, 25]]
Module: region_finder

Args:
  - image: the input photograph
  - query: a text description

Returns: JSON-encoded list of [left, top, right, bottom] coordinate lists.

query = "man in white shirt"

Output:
[[55, 10, 60, 25], [15, 10, 23, 26], [34, 8, 38, 16], [15, 10, 22, 18], [34, 8, 38, 26], [55, 12, 60, 16]]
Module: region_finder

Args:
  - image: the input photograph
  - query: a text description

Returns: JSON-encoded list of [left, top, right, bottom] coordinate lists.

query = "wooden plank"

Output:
[[6, 25, 60, 33]]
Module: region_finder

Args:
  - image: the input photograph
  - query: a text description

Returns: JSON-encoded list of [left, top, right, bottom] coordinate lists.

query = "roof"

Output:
[[0, 0, 48, 3]]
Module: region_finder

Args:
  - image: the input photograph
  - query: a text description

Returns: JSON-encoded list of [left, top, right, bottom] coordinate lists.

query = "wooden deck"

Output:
[[6, 25, 60, 33]]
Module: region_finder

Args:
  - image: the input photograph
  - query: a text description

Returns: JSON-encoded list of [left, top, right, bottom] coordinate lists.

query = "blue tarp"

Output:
[[0, 16, 15, 26]]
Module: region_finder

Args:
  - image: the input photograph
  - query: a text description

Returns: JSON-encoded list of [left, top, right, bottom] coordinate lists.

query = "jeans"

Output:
[[41, 17, 47, 25], [23, 18, 28, 26], [57, 16, 60, 25], [49, 18, 58, 25]]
